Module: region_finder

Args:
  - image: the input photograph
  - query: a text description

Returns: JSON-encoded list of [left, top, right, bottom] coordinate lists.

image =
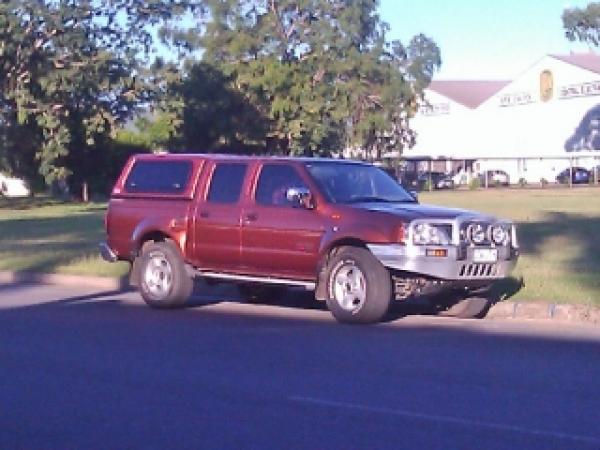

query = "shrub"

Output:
[[468, 178, 481, 190], [540, 178, 548, 188], [518, 177, 527, 187]]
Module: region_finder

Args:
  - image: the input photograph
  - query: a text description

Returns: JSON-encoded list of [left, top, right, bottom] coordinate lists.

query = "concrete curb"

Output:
[[487, 300, 600, 325], [1, 270, 599, 325], [0, 270, 130, 291]]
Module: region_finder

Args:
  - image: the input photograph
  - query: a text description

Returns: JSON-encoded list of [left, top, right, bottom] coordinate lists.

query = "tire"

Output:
[[238, 284, 286, 303], [441, 296, 491, 319], [324, 246, 392, 324], [138, 241, 193, 309]]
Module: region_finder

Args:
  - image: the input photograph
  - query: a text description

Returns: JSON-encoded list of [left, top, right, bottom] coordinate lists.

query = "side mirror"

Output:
[[409, 190, 419, 202], [286, 187, 315, 209]]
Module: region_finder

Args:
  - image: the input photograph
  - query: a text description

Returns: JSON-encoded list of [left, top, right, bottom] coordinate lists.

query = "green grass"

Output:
[[0, 197, 129, 278], [1, 188, 599, 305], [420, 187, 600, 305]]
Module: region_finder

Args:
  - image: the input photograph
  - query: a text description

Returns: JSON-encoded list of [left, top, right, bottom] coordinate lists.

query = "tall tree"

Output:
[[179, 0, 441, 158], [0, 0, 201, 187]]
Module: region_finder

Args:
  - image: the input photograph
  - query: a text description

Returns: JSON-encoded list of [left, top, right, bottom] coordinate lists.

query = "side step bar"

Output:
[[197, 271, 316, 291]]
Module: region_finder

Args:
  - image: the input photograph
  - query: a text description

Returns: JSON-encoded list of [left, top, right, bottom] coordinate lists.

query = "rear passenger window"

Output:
[[125, 160, 192, 194], [207, 163, 247, 204]]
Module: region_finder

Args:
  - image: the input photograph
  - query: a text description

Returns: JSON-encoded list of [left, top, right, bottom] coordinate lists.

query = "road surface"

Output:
[[1, 282, 599, 450]]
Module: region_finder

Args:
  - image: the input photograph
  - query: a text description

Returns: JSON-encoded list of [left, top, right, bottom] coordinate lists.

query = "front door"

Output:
[[240, 163, 324, 279]]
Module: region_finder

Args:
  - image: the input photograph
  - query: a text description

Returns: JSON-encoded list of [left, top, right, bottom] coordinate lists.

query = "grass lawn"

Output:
[[421, 186, 600, 306], [0, 197, 129, 278], [1, 188, 599, 305]]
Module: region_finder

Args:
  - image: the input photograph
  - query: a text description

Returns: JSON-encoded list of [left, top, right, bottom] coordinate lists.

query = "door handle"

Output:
[[244, 213, 258, 223], [199, 211, 209, 218]]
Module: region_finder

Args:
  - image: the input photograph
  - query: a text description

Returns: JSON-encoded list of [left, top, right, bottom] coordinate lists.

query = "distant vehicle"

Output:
[[0, 175, 30, 197], [415, 171, 454, 190], [478, 170, 510, 186], [556, 167, 591, 184]]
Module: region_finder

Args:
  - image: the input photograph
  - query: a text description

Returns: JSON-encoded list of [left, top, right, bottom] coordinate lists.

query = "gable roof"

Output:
[[550, 52, 600, 75], [427, 80, 510, 109]]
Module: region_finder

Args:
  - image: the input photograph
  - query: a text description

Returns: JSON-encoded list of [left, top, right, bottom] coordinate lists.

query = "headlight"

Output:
[[467, 223, 486, 245], [490, 224, 509, 245], [412, 223, 450, 245]]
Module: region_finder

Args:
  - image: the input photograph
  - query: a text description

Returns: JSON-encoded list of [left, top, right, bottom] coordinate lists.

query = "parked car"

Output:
[[415, 171, 455, 190], [101, 154, 519, 324], [0, 175, 30, 197], [556, 167, 591, 184], [478, 170, 510, 186]]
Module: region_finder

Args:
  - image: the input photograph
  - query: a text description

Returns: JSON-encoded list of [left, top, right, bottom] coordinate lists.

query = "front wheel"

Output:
[[325, 246, 392, 324], [138, 241, 193, 309]]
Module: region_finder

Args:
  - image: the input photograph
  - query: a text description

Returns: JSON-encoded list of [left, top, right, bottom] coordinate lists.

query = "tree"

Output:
[[563, 2, 600, 45], [176, 0, 441, 158], [0, 0, 202, 189], [176, 62, 267, 152]]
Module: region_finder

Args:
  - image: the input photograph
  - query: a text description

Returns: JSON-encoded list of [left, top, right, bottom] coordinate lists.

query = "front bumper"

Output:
[[367, 244, 518, 281]]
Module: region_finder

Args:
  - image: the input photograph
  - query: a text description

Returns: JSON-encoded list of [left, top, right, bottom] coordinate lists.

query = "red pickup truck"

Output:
[[101, 154, 518, 324]]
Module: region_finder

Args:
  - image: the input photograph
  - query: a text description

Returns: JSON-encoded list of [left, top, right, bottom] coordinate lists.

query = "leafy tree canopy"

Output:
[[1, 0, 441, 193], [170, 0, 441, 158], [0, 0, 201, 184]]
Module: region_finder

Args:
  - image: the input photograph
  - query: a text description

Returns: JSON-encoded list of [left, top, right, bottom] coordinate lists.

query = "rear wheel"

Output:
[[325, 246, 391, 324], [138, 241, 193, 309]]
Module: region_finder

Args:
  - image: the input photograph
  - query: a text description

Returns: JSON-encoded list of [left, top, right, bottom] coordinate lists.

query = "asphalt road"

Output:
[[1, 282, 599, 450]]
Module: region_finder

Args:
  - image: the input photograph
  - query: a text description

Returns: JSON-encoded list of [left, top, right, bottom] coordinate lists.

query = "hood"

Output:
[[349, 201, 491, 221]]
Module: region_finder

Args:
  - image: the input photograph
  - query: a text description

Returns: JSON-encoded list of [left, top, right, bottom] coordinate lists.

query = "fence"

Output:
[[393, 154, 600, 190]]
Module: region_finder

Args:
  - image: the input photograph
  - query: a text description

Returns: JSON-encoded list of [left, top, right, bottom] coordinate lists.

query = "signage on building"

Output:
[[559, 80, 600, 99], [540, 70, 553, 102], [499, 91, 535, 107], [419, 102, 450, 116]]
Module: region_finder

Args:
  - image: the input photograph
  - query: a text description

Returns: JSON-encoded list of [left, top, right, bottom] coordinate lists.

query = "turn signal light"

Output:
[[426, 248, 448, 257]]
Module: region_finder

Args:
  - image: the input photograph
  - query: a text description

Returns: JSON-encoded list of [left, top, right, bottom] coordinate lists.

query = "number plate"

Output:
[[473, 248, 498, 263]]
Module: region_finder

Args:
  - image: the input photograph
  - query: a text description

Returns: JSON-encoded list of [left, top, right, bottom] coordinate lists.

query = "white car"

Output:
[[0, 175, 30, 197]]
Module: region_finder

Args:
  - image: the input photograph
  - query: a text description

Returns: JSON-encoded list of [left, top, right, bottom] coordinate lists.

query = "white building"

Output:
[[407, 52, 600, 183]]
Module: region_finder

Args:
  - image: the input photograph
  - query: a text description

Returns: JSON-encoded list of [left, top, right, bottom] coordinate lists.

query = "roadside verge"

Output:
[[0, 270, 129, 291]]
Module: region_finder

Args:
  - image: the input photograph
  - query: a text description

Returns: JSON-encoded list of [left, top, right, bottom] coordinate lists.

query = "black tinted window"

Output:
[[207, 163, 247, 204], [255, 165, 307, 206], [125, 160, 192, 194]]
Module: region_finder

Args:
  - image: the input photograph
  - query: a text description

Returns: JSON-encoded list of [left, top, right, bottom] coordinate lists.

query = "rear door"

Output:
[[240, 163, 325, 279], [191, 161, 249, 271]]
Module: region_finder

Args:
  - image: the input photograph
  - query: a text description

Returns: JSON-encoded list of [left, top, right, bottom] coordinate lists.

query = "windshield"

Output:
[[305, 161, 415, 204]]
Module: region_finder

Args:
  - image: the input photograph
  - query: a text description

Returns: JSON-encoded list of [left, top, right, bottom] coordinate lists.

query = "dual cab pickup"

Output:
[[101, 154, 518, 324]]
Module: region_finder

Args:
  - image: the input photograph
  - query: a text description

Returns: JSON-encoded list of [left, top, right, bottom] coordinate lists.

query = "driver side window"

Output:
[[255, 164, 307, 207]]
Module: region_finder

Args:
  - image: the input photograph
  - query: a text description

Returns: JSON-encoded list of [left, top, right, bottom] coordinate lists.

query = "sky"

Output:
[[378, 0, 594, 80]]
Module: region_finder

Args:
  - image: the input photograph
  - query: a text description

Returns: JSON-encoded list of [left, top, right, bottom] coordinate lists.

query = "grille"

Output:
[[459, 263, 498, 278]]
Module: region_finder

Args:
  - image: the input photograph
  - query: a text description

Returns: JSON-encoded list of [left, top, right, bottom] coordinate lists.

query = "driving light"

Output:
[[490, 224, 508, 245], [467, 223, 486, 245]]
